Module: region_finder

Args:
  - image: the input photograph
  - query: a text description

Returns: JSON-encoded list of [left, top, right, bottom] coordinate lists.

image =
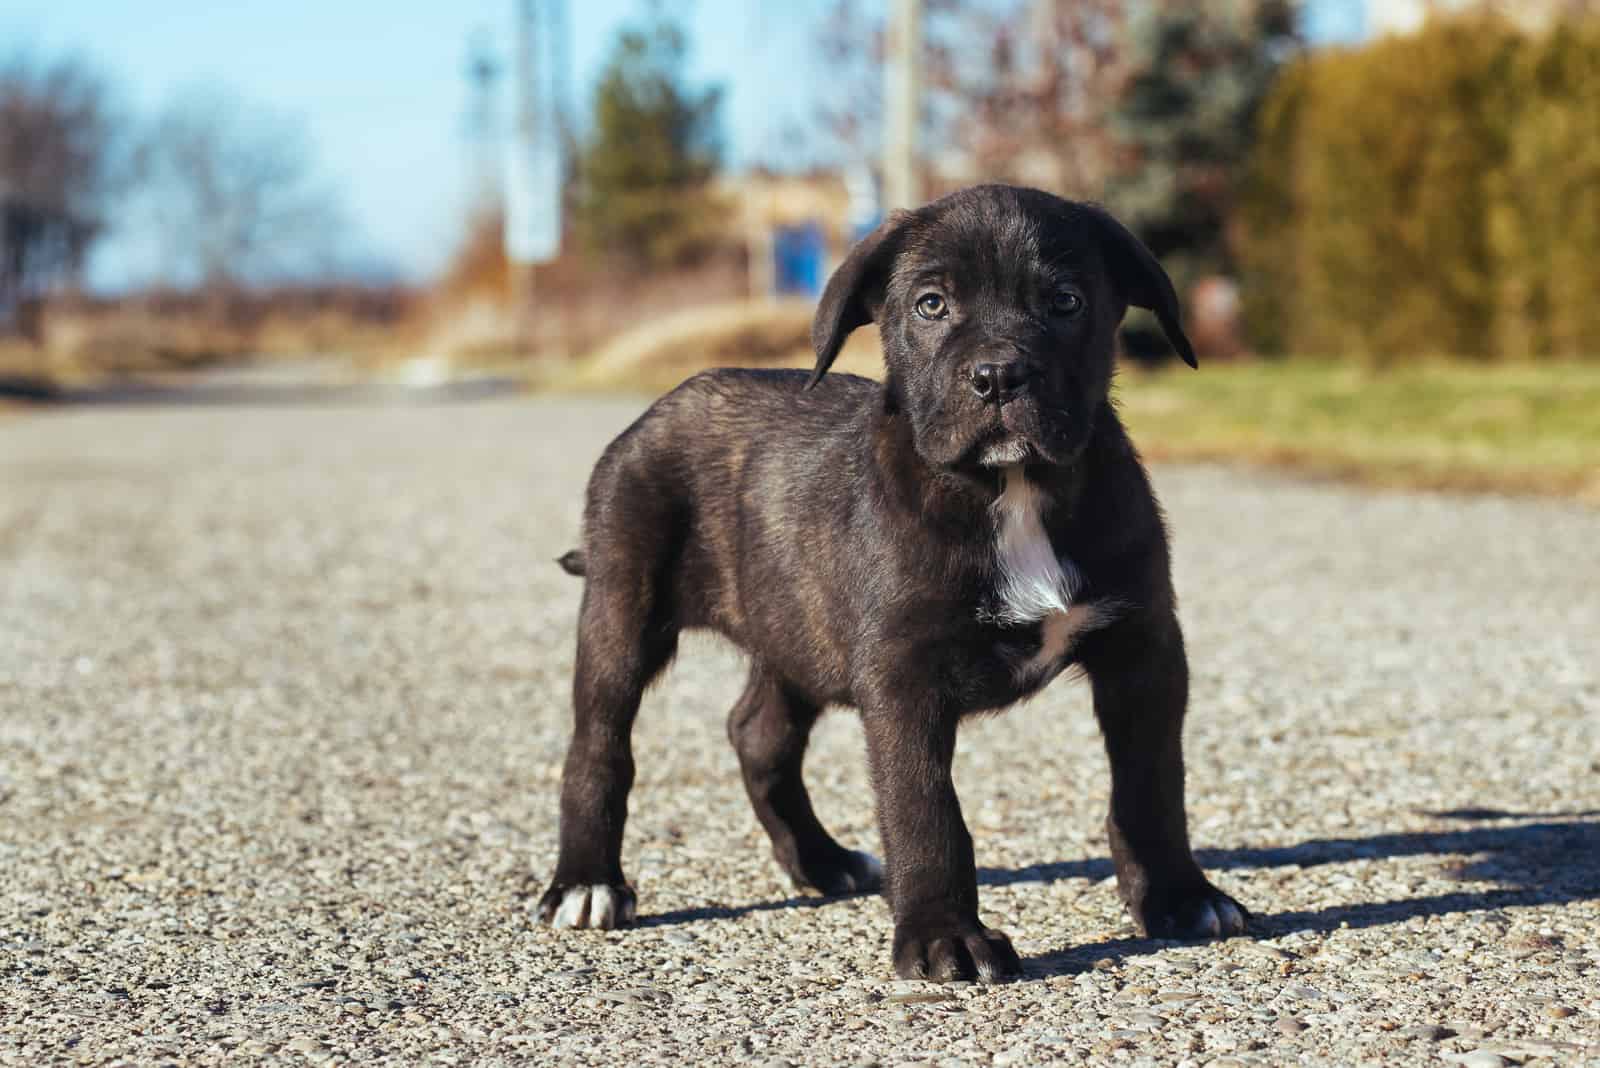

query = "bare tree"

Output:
[[135, 89, 344, 294], [814, 0, 1133, 199], [814, 0, 888, 165], [948, 0, 1133, 196], [0, 51, 119, 323]]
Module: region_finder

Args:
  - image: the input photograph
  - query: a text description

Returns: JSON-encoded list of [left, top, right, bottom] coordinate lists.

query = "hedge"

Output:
[[1238, 16, 1600, 361]]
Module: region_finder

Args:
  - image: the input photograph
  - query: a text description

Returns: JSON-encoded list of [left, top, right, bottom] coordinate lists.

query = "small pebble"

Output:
[[1442, 1054, 1510, 1068]]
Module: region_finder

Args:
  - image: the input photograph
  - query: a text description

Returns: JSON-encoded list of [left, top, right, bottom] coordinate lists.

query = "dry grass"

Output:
[[0, 289, 426, 388], [550, 298, 873, 391], [1117, 360, 1600, 502], [432, 250, 751, 372]]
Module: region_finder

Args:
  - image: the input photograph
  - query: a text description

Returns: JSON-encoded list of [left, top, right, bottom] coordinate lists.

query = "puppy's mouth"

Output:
[[932, 400, 1083, 475], [975, 436, 1036, 467], [951, 428, 1051, 473]]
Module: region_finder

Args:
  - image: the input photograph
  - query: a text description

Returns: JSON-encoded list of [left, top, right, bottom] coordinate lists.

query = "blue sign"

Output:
[[773, 222, 825, 298]]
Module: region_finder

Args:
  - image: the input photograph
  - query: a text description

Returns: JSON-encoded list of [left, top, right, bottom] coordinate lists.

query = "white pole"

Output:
[[883, 0, 922, 211], [511, 0, 537, 345]]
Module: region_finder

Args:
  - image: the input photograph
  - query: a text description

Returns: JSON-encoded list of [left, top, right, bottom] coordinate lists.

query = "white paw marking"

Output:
[[989, 466, 1120, 679], [551, 885, 634, 930]]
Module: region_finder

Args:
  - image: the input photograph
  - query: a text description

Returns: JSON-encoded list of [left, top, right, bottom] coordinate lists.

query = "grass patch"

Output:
[[545, 301, 1599, 501], [1116, 360, 1600, 500]]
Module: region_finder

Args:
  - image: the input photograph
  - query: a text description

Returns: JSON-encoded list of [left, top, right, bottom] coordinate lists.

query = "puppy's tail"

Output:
[[556, 549, 587, 577]]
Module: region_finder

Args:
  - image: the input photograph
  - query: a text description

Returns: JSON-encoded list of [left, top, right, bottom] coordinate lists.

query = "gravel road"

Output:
[[2, 397, 1597, 1066]]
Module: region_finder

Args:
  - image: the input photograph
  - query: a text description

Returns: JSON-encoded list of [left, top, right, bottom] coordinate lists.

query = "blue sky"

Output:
[[3, 0, 1362, 289]]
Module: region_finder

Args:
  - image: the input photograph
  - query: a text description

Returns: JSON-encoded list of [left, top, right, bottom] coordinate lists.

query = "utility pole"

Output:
[[1031, 0, 1056, 85], [883, 0, 922, 211], [547, 0, 573, 155], [505, 0, 566, 353], [464, 32, 504, 227]]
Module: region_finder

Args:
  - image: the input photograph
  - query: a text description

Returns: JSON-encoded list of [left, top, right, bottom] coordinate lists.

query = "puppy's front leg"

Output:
[[1081, 613, 1248, 940], [863, 701, 1021, 982]]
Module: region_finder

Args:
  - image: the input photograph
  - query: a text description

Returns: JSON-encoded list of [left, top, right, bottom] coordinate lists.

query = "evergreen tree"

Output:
[[1106, 1, 1298, 296], [575, 14, 725, 267]]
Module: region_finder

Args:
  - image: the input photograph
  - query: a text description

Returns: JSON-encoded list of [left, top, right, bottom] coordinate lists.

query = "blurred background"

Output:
[[2, 0, 1597, 497]]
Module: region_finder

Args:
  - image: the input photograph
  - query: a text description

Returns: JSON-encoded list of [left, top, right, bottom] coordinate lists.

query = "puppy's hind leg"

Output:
[[538, 578, 678, 930], [728, 664, 882, 896]]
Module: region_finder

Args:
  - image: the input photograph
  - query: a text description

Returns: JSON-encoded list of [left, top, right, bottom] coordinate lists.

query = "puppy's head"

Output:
[[810, 185, 1194, 471]]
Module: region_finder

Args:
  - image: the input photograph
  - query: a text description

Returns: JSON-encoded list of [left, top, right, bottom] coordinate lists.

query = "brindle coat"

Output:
[[538, 185, 1247, 981]]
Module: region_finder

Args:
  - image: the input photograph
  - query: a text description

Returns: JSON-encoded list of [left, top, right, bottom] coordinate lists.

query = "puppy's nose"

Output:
[[970, 361, 1029, 403]]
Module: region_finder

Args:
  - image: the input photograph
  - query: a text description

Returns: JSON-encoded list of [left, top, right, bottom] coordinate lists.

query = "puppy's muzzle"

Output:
[[968, 360, 1031, 404]]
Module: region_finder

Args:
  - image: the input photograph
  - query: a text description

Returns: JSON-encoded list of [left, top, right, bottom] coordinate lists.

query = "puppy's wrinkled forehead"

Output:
[[807, 183, 1196, 385], [891, 191, 1102, 297]]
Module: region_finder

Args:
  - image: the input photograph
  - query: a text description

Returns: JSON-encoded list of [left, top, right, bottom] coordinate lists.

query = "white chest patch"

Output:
[[990, 465, 1118, 680]]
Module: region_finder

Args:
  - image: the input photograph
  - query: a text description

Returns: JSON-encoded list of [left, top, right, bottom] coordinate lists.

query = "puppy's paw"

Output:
[[789, 848, 884, 897], [1132, 883, 1248, 941], [892, 922, 1022, 983], [536, 882, 637, 930]]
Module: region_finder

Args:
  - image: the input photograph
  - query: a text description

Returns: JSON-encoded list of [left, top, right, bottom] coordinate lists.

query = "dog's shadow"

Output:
[[638, 809, 1600, 979]]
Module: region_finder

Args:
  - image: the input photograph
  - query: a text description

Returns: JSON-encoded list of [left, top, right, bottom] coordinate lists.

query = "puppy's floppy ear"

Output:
[[808, 212, 912, 389], [1086, 205, 1198, 369]]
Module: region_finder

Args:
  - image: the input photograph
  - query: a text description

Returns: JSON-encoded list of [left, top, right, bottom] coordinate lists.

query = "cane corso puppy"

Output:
[[537, 184, 1247, 981]]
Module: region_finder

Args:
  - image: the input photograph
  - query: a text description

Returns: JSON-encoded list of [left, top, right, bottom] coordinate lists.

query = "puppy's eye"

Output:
[[1051, 290, 1085, 318], [914, 293, 948, 321]]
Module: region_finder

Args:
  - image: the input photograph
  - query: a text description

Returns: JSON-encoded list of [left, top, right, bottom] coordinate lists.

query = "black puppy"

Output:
[[538, 184, 1246, 981]]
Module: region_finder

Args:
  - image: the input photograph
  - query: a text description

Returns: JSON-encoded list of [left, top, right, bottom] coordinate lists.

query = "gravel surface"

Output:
[[2, 397, 1597, 1066]]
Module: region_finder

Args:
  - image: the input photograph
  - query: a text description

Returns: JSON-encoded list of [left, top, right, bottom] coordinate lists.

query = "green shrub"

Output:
[[1239, 16, 1600, 361]]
